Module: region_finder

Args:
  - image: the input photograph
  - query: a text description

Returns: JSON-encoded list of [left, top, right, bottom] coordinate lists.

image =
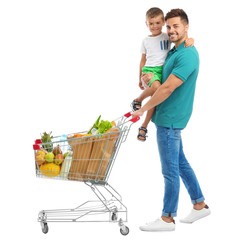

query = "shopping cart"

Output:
[[33, 112, 139, 236]]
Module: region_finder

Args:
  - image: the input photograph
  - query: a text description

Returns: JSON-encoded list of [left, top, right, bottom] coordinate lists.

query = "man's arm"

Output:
[[132, 74, 184, 117]]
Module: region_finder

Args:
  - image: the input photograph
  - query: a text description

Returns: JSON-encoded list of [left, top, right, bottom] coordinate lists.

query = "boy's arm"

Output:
[[184, 37, 194, 47], [139, 54, 146, 89]]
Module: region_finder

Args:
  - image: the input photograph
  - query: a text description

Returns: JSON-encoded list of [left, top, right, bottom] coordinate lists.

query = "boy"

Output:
[[132, 7, 193, 141]]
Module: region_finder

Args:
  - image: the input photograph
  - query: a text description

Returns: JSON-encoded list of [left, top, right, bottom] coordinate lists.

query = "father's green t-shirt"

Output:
[[152, 41, 199, 129]]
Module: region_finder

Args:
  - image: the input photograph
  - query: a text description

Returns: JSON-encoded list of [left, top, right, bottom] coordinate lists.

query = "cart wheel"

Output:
[[120, 226, 129, 236], [41, 223, 49, 234], [111, 212, 118, 221]]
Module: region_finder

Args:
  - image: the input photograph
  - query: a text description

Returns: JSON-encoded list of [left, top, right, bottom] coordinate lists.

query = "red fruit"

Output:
[[55, 154, 64, 165]]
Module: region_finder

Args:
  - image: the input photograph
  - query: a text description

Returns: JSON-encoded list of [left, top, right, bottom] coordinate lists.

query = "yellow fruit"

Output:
[[45, 152, 55, 162], [40, 163, 60, 177], [37, 150, 46, 156], [36, 154, 45, 165]]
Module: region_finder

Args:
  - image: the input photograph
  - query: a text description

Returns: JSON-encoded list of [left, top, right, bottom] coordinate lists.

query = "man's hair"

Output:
[[146, 7, 164, 21], [165, 9, 189, 25]]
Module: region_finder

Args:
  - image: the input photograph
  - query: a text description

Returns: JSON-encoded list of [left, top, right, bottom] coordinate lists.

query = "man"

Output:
[[132, 9, 211, 232]]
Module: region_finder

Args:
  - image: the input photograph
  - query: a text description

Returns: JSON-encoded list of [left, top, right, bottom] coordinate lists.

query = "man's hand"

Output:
[[142, 72, 154, 86], [131, 109, 145, 117]]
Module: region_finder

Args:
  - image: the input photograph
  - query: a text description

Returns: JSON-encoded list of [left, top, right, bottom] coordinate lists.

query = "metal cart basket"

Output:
[[33, 112, 139, 235]]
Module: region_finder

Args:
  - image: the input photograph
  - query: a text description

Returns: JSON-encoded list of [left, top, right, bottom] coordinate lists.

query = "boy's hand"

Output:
[[142, 72, 154, 86], [184, 38, 194, 47], [139, 80, 145, 90]]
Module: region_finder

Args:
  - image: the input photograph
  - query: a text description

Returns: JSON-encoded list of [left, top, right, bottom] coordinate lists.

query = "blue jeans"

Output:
[[156, 125, 205, 217]]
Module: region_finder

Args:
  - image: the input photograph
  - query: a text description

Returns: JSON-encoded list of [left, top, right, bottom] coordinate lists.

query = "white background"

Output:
[[1, 0, 226, 239]]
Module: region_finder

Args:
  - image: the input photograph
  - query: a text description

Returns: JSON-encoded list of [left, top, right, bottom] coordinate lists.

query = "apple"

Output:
[[45, 152, 55, 162], [55, 154, 64, 165]]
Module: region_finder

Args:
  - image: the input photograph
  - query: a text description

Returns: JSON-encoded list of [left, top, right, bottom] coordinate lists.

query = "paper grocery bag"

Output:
[[86, 128, 120, 181], [67, 136, 94, 181]]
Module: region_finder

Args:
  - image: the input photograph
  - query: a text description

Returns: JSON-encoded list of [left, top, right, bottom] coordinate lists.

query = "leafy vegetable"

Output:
[[88, 115, 101, 134], [97, 120, 113, 134]]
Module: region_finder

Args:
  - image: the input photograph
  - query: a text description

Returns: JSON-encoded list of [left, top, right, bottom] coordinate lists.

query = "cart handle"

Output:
[[113, 111, 140, 128], [124, 111, 140, 123]]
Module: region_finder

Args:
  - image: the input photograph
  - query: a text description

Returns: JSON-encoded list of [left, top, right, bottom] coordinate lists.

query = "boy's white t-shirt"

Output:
[[141, 32, 171, 67]]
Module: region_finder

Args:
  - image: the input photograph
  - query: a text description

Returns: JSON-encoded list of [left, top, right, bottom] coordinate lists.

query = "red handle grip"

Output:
[[33, 144, 40, 150], [124, 112, 132, 118], [124, 112, 140, 123], [130, 116, 140, 123], [33, 139, 42, 150]]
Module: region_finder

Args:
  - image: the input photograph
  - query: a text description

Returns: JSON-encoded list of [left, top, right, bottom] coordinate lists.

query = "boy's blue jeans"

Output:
[[156, 125, 205, 217]]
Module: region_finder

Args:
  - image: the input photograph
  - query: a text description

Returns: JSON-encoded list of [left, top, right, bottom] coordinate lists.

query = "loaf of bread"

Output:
[[86, 127, 120, 181]]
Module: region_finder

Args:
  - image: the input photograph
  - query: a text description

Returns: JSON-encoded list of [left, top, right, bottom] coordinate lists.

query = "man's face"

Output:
[[166, 16, 189, 43], [146, 15, 165, 36]]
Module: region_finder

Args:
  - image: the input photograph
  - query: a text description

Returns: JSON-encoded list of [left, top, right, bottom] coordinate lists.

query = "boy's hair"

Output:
[[165, 9, 189, 25], [146, 7, 164, 21]]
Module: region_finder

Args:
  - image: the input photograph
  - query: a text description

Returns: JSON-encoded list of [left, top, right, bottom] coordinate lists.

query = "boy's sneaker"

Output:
[[180, 205, 211, 224], [139, 218, 175, 232]]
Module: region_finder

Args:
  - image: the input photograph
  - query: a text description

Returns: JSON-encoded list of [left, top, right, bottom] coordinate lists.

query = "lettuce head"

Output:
[[97, 120, 113, 134]]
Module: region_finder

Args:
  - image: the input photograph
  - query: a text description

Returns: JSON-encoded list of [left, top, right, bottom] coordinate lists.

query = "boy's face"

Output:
[[166, 17, 189, 43], [146, 15, 165, 36]]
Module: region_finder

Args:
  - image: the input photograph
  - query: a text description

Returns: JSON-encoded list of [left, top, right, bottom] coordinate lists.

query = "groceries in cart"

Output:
[[34, 115, 122, 182]]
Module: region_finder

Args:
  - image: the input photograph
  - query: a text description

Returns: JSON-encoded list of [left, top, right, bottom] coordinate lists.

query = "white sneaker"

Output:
[[139, 218, 175, 232], [180, 205, 211, 224]]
